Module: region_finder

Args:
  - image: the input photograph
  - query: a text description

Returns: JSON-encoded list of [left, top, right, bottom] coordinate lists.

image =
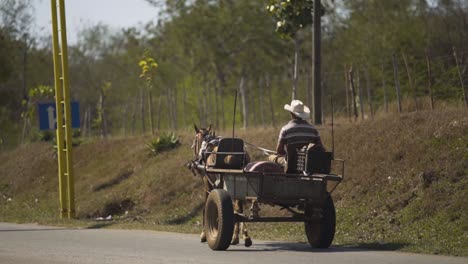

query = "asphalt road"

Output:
[[0, 222, 465, 264]]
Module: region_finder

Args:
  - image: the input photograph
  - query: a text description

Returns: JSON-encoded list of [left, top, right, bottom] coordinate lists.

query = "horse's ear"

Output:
[[194, 124, 199, 133], [208, 124, 212, 132]]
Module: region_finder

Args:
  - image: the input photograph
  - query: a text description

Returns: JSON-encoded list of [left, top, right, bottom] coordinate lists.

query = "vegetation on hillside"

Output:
[[0, 108, 466, 256], [146, 133, 180, 155], [1, 0, 467, 147]]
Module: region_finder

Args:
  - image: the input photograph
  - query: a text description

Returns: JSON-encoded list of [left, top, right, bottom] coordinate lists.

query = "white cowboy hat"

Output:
[[284, 100, 310, 119]]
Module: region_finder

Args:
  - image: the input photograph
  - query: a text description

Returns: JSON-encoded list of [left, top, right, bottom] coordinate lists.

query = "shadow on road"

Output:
[[345, 242, 410, 251], [226, 241, 409, 253], [0, 228, 70, 232], [0, 222, 116, 232], [85, 222, 115, 229]]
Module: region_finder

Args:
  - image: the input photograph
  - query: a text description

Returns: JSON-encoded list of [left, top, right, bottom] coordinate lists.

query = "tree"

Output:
[[138, 53, 159, 134], [267, 0, 314, 100], [0, 0, 36, 144]]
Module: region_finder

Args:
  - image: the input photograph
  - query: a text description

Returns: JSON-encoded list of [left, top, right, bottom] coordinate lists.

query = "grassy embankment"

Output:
[[0, 108, 466, 256]]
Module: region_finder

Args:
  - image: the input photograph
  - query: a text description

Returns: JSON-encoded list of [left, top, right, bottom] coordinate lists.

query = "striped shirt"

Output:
[[278, 119, 322, 146]]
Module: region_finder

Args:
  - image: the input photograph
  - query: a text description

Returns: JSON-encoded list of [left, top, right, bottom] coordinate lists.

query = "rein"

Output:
[[200, 134, 276, 156], [243, 141, 276, 155]]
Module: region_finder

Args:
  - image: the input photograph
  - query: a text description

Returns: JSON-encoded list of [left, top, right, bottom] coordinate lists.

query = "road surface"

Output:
[[0, 222, 465, 264]]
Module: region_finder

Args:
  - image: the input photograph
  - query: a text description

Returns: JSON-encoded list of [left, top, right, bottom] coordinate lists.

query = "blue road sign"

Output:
[[38, 101, 80, 130]]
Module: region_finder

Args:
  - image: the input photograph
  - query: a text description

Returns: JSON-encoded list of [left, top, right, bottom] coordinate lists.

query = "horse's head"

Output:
[[192, 124, 216, 160]]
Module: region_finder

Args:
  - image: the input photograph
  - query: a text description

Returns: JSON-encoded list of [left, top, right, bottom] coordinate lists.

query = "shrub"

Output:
[[38, 131, 54, 142], [147, 133, 180, 155]]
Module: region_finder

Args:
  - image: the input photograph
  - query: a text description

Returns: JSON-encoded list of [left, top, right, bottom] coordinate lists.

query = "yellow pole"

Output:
[[58, 0, 75, 219], [50, 0, 67, 219]]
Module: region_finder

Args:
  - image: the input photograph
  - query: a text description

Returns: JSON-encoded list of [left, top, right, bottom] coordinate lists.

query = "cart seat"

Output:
[[287, 142, 332, 174], [210, 138, 247, 169], [244, 161, 284, 173], [286, 142, 309, 173]]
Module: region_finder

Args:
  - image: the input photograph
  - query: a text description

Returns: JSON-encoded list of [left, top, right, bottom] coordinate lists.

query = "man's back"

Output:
[[269, 99, 323, 170], [278, 119, 322, 146]]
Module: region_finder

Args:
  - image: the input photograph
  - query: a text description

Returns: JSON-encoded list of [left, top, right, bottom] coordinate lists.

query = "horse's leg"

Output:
[[200, 176, 210, 243], [231, 200, 240, 245], [241, 222, 252, 247], [239, 200, 253, 247]]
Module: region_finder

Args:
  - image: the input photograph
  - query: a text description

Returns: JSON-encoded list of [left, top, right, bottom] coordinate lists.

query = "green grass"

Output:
[[0, 108, 467, 256]]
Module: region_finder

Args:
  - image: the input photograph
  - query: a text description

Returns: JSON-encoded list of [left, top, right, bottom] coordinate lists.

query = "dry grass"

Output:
[[0, 107, 466, 256], [329, 108, 467, 256]]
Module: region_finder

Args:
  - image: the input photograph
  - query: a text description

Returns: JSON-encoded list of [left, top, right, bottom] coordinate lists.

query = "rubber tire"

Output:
[[304, 194, 336, 248], [204, 189, 235, 250]]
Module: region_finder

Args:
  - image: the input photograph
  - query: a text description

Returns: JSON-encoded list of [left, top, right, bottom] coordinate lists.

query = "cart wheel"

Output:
[[304, 194, 336, 248], [204, 189, 235, 250]]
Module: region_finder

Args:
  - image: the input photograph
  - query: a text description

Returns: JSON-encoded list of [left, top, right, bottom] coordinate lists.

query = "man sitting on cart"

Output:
[[268, 99, 324, 171]]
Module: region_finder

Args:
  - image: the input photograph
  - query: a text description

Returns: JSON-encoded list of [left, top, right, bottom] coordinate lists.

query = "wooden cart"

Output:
[[195, 138, 344, 250]]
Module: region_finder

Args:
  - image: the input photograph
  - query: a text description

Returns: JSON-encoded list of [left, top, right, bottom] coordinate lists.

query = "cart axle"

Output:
[[234, 213, 320, 223]]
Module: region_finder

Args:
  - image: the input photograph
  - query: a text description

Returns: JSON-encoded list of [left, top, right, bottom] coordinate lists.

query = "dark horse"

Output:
[[188, 124, 252, 247]]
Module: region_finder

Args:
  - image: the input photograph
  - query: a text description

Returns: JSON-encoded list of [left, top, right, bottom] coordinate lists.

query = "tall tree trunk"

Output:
[[321, 79, 326, 124], [197, 86, 203, 126], [220, 83, 226, 130], [425, 49, 435, 110], [214, 81, 219, 129], [20, 46, 28, 144], [306, 64, 312, 113], [123, 102, 128, 136], [85, 106, 90, 137], [103, 106, 108, 138], [87, 107, 92, 136], [392, 53, 403, 113], [140, 88, 146, 134], [251, 79, 259, 127], [20, 103, 29, 144], [166, 87, 172, 130], [167, 92, 172, 130], [312, 0, 322, 125], [453, 46, 467, 107], [99, 90, 107, 138], [364, 66, 374, 119], [182, 84, 187, 128], [382, 65, 388, 113], [259, 77, 265, 127], [209, 81, 215, 128], [215, 67, 227, 130], [148, 89, 154, 135], [239, 75, 248, 129], [157, 94, 163, 130], [202, 83, 208, 126], [348, 66, 358, 121], [83, 105, 88, 137], [344, 65, 350, 121], [292, 34, 299, 100], [357, 68, 365, 120], [266, 74, 276, 128], [173, 85, 178, 130], [22, 44, 28, 105], [402, 52, 418, 111], [165, 86, 174, 130], [131, 97, 136, 135]]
